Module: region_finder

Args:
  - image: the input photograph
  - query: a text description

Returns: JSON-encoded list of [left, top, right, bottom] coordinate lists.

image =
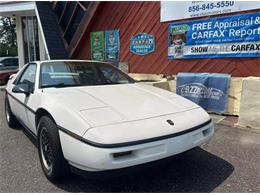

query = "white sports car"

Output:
[[5, 60, 214, 181]]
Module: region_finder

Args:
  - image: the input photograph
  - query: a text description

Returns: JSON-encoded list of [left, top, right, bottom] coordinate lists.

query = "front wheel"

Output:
[[37, 116, 70, 181]]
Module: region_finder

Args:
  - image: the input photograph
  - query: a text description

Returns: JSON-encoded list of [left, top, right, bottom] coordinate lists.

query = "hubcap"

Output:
[[40, 127, 53, 172]]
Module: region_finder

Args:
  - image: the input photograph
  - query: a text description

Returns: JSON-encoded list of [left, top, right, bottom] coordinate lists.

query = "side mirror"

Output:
[[9, 74, 16, 80], [12, 83, 31, 96]]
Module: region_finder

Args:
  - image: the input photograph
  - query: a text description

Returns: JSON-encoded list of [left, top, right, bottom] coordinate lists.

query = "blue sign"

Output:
[[130, 33, 155, 55], [176, 73, 231, 113], [168, 12, 260, 59], [105, 30, 120, 62]]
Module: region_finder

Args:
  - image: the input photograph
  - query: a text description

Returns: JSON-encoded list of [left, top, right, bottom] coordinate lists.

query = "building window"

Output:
[[22, 16, 40, 63], [64, 5, 85, 44], [54, 1, 66, 18], [53, 1, 90, 45]]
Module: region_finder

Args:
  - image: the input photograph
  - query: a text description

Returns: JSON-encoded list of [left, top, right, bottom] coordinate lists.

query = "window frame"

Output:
[[14, 63, 37, 93]]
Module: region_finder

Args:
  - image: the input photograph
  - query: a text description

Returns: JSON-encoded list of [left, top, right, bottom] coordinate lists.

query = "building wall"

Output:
[[73, 2, 260, 77]]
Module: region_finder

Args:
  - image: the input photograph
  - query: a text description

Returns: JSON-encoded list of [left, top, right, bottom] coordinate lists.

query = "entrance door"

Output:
[[22, 16, 40, 64]]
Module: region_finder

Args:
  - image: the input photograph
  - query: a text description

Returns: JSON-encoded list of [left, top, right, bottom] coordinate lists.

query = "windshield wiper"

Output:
[[42, 83, 83, 89], [55, 83, 84, 88]]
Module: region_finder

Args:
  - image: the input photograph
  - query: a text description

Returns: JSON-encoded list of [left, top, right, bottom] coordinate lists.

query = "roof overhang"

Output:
[[0, 2, 35, 17]]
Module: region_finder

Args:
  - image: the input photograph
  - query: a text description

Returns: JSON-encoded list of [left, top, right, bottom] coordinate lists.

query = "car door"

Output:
[[8, 63, 37, 131]]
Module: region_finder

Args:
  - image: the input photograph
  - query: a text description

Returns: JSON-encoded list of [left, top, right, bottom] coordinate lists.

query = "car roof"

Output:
[[0, 56, 18, 61]]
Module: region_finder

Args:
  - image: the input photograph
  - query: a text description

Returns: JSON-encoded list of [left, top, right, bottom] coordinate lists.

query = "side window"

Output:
[[17, 64, 37, 91], [1, 59, 8, 67], [2, 59, 12, 66], [12, 59, 19, 67], [1, 58, 18, 67]]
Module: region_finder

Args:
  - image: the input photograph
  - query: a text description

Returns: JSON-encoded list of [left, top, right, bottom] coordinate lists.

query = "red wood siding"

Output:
[[73, 2, 260, 77]]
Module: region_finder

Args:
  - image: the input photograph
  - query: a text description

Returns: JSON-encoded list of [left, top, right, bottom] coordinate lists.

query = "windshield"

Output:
[[40, 61, 135, 88]]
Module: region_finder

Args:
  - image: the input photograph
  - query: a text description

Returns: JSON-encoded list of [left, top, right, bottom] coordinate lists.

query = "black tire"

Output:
[[37, 116, 70, 181], [5, 94, 20, 128]]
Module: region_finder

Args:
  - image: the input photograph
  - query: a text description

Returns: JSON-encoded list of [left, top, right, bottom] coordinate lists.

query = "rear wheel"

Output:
[[5, 94, 20, 128], [37, 116, 70, 181]]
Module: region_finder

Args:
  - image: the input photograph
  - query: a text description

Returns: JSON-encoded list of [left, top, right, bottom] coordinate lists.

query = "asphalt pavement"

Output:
[[0, 90, 259, 192]]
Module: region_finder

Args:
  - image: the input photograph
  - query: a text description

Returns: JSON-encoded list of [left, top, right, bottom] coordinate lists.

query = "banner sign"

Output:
[[130, 33, 155, 55], [105, 30, 120, 61], [168, 12, 260, 59], [161, 1, 260, 22], [91, 31, 105, 61], [176, 73, 231, 113]]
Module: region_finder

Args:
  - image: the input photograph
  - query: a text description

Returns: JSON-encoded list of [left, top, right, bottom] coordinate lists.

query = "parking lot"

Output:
[[0, 90, 259, 193]]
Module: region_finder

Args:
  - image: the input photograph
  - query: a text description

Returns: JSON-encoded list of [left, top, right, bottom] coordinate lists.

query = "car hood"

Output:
[[43, 83, 199, 127]]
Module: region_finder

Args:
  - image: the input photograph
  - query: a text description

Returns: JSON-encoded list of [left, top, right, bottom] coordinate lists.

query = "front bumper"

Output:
[[59, 121, 214, 172]]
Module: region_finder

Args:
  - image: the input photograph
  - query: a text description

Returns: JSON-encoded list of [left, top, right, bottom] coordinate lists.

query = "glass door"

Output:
[[22, 16, 40, 64]]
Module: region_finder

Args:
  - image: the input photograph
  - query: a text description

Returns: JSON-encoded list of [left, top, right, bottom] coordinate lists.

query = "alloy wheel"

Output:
[[40, 127, 54, 172]]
